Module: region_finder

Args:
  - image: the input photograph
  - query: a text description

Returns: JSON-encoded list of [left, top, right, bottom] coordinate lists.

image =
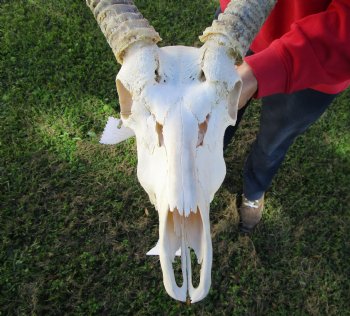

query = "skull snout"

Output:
[[162, 105, 209, 217], [167, 150, 197, 216], [164, 113, 198, 216]]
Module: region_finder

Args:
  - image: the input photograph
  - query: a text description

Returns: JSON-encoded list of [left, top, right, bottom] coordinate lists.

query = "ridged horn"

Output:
[[86, 0, 162, 63], [199, 0, 277, 60]]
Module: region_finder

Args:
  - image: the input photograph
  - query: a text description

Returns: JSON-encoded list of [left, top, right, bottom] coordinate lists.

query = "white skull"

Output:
[[88, 0, 276, 304], [112, 42, 242, 303]]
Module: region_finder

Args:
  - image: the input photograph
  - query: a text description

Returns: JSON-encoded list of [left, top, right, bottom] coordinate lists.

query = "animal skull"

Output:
[[115, 42, 241, 302], [87, 0, 276, 303]]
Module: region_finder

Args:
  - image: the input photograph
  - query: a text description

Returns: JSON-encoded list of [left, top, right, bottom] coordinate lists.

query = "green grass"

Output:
[[1, 0, 349, 314]]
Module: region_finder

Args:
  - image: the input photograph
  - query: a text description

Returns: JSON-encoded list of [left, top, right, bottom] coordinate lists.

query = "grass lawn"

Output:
[[1, 0, 349, 314]]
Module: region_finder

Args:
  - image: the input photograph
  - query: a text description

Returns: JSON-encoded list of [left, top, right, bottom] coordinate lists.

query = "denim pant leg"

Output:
[[243, 89, 337, 201]]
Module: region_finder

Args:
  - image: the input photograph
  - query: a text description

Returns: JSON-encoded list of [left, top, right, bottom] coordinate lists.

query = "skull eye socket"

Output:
[[197, 114, 210, 147], [156, 121, 164, 147], [116, 79, 132, 119]]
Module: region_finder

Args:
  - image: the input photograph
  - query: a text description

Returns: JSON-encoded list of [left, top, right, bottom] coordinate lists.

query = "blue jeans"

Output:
[[225, 89, 337, 201], [214, 6, 338, 200]]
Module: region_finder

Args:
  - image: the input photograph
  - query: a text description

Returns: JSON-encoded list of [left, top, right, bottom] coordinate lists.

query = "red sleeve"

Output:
[[245, 0, 350, 98]]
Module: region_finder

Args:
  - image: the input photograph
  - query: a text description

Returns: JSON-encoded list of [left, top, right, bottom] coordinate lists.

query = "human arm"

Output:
[[245, 0, 350, 98]]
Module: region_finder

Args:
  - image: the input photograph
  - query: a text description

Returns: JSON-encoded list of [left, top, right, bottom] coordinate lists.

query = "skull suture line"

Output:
[[87, 0, 277, 303]]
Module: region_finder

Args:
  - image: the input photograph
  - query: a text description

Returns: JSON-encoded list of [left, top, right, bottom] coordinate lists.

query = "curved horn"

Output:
[[86, 0, 162, 63], [199, 0, 277, 61]]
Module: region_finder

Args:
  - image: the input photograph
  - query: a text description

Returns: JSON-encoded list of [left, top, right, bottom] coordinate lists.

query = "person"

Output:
[[218, 0, 350, 233]]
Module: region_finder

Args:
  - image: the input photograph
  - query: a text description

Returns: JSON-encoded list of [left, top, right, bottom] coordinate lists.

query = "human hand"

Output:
[[236, 61, 258, 109]]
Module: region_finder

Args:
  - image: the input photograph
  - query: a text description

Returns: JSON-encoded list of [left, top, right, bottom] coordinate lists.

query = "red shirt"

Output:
[[220, 0, 350, 97]]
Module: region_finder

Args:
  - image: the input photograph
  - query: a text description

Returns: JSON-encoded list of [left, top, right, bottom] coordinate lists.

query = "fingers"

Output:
[[237, 62, 258, 108]]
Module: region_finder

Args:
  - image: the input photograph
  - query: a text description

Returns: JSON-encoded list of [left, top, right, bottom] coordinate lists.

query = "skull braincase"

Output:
[[116, 45, 242, 302]]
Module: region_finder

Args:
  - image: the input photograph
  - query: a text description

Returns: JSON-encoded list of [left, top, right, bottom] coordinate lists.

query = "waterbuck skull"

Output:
[[87, 0, 276, 303], [117, 42, 241, 302]]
